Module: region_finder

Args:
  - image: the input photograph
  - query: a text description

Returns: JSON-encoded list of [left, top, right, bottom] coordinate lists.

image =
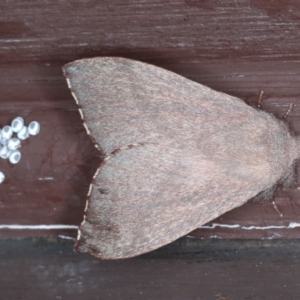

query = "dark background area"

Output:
[[1, 0, 300, 298]]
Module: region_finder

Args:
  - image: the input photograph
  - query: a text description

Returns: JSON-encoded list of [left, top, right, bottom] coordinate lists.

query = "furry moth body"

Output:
[[63, 57, 299, 259]]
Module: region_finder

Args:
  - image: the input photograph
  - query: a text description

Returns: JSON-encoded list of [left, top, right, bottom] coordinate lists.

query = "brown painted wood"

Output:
[[1, 238, 300, 300], [1, 0, 300, 240]]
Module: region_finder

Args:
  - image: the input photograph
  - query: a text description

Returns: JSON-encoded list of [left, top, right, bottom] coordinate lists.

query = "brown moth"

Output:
[[63, 57, 299, 259]]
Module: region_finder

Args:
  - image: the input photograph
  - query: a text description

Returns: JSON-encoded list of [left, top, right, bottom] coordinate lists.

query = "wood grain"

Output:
[[1, 0, 300, 240], [1, 237, 300, 300]]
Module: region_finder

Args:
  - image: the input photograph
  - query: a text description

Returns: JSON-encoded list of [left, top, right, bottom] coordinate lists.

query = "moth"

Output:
[[63, 57, 299, 259]]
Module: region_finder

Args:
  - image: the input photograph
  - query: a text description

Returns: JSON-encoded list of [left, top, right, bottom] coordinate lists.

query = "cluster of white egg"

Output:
[[0, 117, 40, 184]]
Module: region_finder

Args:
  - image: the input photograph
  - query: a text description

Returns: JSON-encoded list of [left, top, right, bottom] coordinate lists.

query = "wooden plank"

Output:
[[1, 238, 300, 299], [1, 0, 300, 240]]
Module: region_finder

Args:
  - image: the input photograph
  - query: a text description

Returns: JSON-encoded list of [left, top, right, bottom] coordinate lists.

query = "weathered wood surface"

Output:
[[1, 0, 300, 240], [1, 238, 300, 300]]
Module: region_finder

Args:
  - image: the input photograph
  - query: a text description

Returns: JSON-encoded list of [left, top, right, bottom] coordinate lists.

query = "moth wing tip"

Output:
[[62, 63, 73, 77]]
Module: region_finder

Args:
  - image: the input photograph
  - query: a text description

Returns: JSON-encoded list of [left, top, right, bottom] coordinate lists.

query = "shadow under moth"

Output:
[[63, 57, 299, 259]]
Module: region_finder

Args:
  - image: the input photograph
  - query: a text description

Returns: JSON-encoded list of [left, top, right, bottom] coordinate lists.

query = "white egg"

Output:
[[0, 136, 8, 145], [1, 126, 13, 140], [17, 126, 29, 140], [28, 121, 40, 136], [9, 150, 21, 164], [0, 145, 11, 159], [11, 117, 24, 133], [7, 137, 21, 151], [0, 171, 4, 184]]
